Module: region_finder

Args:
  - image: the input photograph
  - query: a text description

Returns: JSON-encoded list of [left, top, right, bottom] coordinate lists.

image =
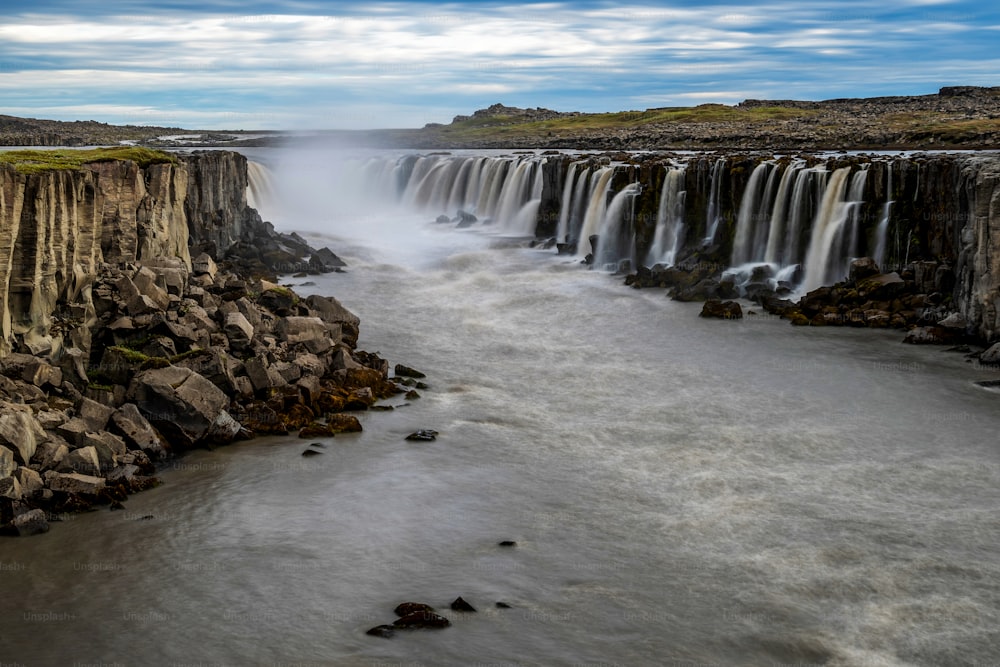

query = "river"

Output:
[[1, 147, 999, 667]]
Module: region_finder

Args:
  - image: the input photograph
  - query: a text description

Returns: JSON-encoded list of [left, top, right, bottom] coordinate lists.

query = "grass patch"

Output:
[[430, 105, 817, 141], [0, 147, 177, 174]]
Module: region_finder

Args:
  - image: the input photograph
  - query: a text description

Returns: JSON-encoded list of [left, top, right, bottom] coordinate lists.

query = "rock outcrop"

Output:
[[0, 151, 412, 536]]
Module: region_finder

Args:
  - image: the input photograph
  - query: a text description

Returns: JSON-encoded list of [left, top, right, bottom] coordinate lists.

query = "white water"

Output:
[[801, 168, 868, 292], [577, 167, 616, 258], [593, 182, 640, 269], [3, 147, 1000, 667], [731, 162, 774, 266], [646, 167, 687, 267], [874, 164, 894, 270], [703, 157, 726, 245]]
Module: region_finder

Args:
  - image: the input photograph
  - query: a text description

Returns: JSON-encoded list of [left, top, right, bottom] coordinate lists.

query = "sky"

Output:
[[0, 0, 998, 130]]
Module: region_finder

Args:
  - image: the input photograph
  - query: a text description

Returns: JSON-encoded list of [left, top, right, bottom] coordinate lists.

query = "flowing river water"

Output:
[[2, 148, 999, 667]]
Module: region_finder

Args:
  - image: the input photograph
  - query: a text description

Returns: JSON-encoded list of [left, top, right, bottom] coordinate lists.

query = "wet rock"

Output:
[[278, 316, 334, 353], [435, 215, 451, 224], [393, 612, 451, 629], [127, 366, 241, 448], [62, 446, 101, 475], [309, 247, 347, 271], [857, 272, 905, 300], [11, 508, 49, 536], [394, 602, 436, 617], [849, 257, 880, 282], [937, 312, 968, 331], [979, 343, 1000, 366], [45, 471, 106, 495], [903, 326, 960, 345], [301, 448, 323, 457], [394, 364, 426, 379], [405, 430, 438, 442], [699, 300, 743, 320], [498, 540, 517, 547], [450, 597, 477, 612], [111, 403, 168, 457], [365, 625, 395, 638], [496, 602, 512, 609]]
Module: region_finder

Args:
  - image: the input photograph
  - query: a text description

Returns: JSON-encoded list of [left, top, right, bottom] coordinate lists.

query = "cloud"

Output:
[[0, 1, 997, 129]]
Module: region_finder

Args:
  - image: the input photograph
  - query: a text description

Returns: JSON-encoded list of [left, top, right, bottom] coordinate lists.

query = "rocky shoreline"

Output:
[[0, 150, 416, 537]]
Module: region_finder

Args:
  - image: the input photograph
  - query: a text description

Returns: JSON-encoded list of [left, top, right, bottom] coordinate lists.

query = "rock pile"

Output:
[[0, 253, 406, 536]]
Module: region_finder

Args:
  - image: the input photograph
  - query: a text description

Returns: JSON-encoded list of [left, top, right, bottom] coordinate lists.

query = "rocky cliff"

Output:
[[0, 149, 410, 537]]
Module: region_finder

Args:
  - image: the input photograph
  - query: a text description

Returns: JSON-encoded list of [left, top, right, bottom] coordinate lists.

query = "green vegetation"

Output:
[[0, 147, 177, 174], [109, 345, 154, 364], [429, 105, 818, 141]]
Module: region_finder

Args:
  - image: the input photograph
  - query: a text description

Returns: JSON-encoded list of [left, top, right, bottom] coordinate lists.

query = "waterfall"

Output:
[[246, 161, 276, 215], [703, 158, 726, 245], [577, 168, 616, 258], [730, 162, 773, 266], [782, 167, 821, 266], [557, 162, 582, 243], [645, 167, 686, 266], [595, 183, 641, 269], [873, 163, 893, 270], [801, 167, 866, 292], [763, 161, 805, 264], [568, 166, 593, 244]]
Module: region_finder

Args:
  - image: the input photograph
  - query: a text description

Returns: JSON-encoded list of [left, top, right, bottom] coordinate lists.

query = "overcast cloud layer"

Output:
[[1, 0, 997, 129]]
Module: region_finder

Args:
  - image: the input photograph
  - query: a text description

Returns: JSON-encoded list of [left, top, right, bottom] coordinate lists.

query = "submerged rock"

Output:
[[699, 300, 743, 320], [392, 612, 451, 629], [405, 430, 438, 441], [450, 597, 477, 612]]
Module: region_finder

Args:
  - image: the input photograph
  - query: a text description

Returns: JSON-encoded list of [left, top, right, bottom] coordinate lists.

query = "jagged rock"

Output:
[[0, 446, 15, 479], [858, 273, 906, 300], [344, 387, 375, 410], [699, 300, 743, 320], [365, 625, 395, 638], [19, 357, 63, 388], [394, 364, 426, 379], [192, 252, 218, 278], [0, 475, 22, 500], [849, 257, 881, 282], [35, 410, 66, 431], [57, 418, 91, 448], [224, 311, 255, 348], [301, 448, 323, 457], [938, 312, 968, 330], [11, 508, 49, 536], [126, 366, 241, 448], [111, 403, 167, 457], [309, 247, 347, 271], [81, 431, 127, 469], [405, 429, 438, 441], [326, 414, 362, 433], [132, 266, 171, 310], [393, 612, 451, 629], [304, 295, 360, 344], [979, 343, 1000, 365], [61, 446, 101, 475], [903, 326, 960, 345], [450, 597, 477, 612], [13, 468, 43, 497], [106, 464, 140, 485], [45, 471, 106, 495], [31, 440, 69, 471], [394, 602, 436, 617], [77, 397, 116, 432], [244, 357, 287, 393], [0, 402, 48, 464], [278, 316, 336, 353]]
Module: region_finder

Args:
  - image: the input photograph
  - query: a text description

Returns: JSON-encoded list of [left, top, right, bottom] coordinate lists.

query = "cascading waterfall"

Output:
[[246, 161, 276, 214], [703, 158, 726, 245], [577, 168, 616, 258], [873, 163, 893, 270], [556, 162, 582, 243], [782, 167, 823, 267], [645, 167, 687, 266], [730, 162, 774, 266], [594, 183, 641, 270], [763, 160, 805, 264], [801, 167, 865, 292]]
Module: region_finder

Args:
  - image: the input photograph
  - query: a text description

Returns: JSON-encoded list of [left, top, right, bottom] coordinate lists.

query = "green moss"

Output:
[[86, 382, 115, 392], [169, 348, 210, 364], [109, 345, 152, 364], [139, 357, 172, 371], [0, 147, 177, 174]]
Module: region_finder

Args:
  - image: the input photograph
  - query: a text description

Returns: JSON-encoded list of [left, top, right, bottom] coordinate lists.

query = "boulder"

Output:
[[56, 418, 91, 448], [111, 403, 167, 457], [278, 316, 334, 353], [173, 348, 238, 395], [309, 247, 347, 271], [0, 475, 22, 500], [937, 312, 968, 331], [450, 597, 477, 612], [0, 402, 48, 464], [0, 446, 15, 478], [20, 358, 63, 388], [81, 432, 127, 469], [11, 508, 49, 536], [62, 446, 101, 475], [224, 311, 255, 350], [699, 300, 743, 320], [405, 429, 438, 442], [192, 252, 218, 278], [76, 397, 116, 432], [45, 471, 106, 495], [979, 343, 1000, 366], [116, 275, 162, 316], [394, 364, 426, 379], [31, 440, 69, 471], [365, 625, 395, 638], [132, 266, 171, 310], [849, 257, 881, 282], [13, 467, 44, 497], [244, 357, 287, 393], [903, 326, 960, 345], [858, 272, 905, 300], [127, 366, 241, 448], [394, 602, 436, 617], [393, 612, 451, 629]]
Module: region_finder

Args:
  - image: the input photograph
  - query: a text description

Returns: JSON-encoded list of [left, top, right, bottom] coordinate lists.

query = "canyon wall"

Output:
[[0, 151, 258, 358]]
